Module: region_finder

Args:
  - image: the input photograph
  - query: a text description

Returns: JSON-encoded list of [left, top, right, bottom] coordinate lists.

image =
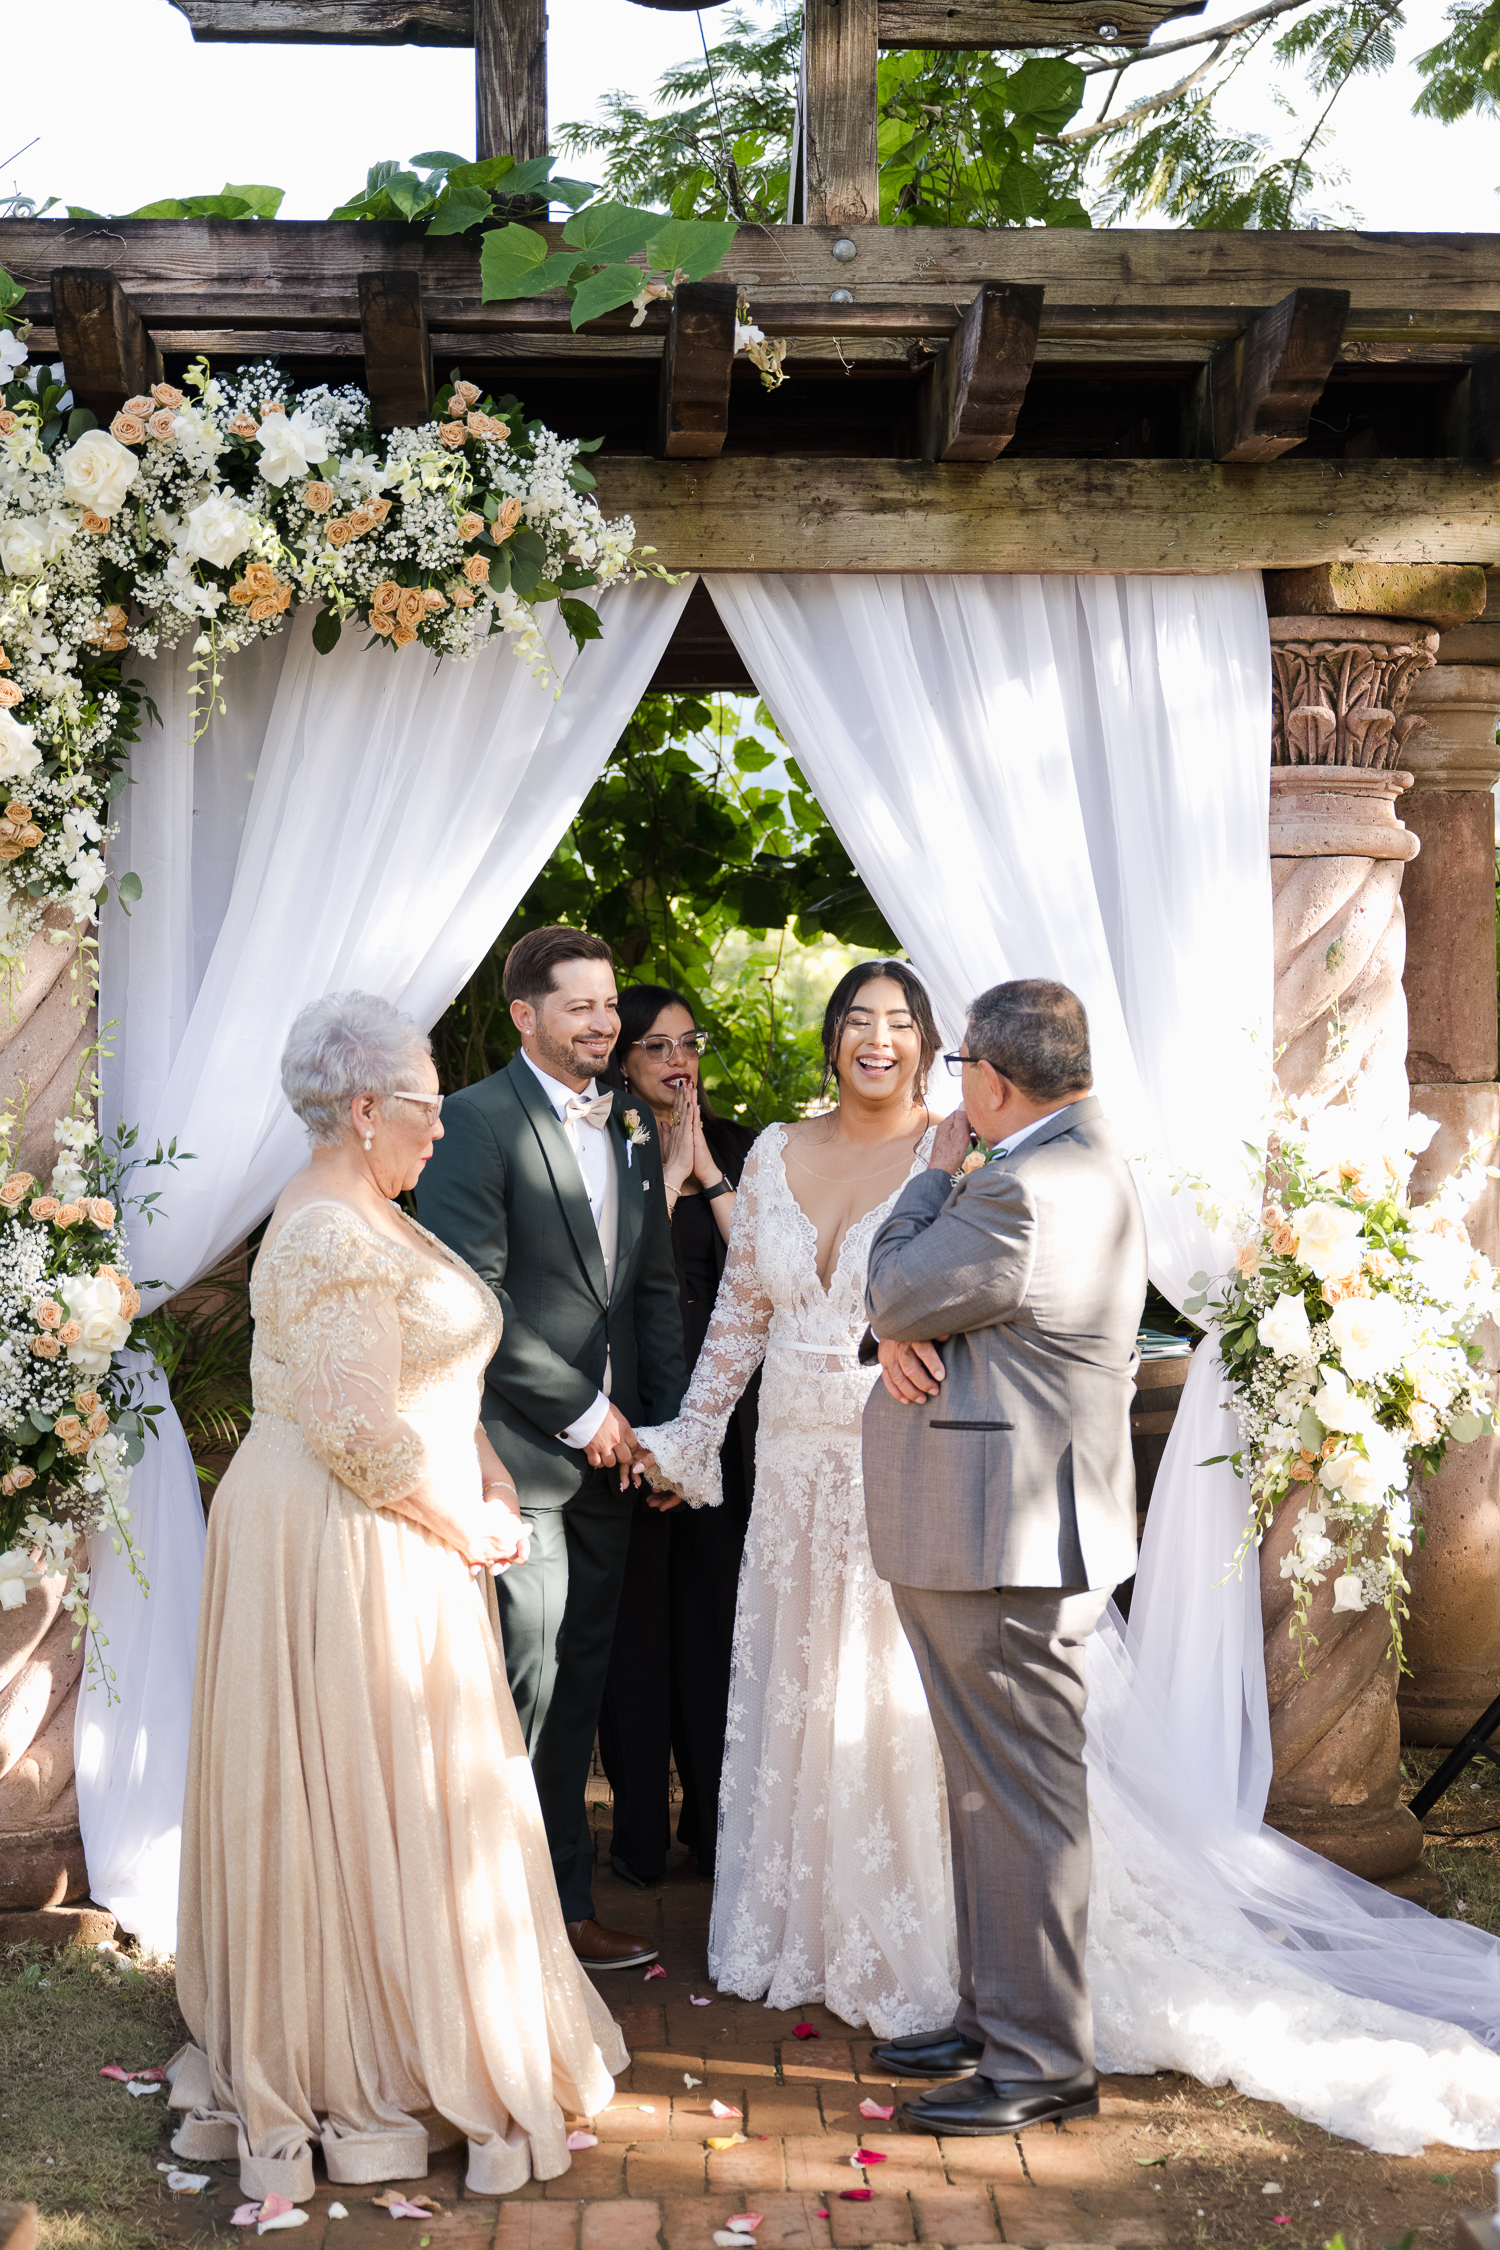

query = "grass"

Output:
[[1402, 1743, 1500, 1934], [0, 1939, 193, 2250]]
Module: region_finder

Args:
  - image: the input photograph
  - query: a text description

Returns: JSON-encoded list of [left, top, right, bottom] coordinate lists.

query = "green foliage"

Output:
[[328, 149, 596, 230], [555, 10, 800, 221], [878, 50, 1090, 225], [65, 182, 284, 220], [430, 694, 901, 1124], [479, 176, 738, 328], [139, 1245, 257, 1487], [1416, 0, 1500, 118]]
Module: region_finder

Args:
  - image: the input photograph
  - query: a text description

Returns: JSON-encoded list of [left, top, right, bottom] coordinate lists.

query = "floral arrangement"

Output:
[[1187, 1103, 1499, 1665], [0, 1099, 171, 1683], [0, 324, 649, 964]]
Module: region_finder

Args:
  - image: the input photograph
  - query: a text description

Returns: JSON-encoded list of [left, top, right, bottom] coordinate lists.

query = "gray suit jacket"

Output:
[[415, 1054, 687, 1508], [862, 1096, 1146, 1593]]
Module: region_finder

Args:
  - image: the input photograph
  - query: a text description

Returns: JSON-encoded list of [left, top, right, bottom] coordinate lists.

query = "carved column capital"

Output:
[[1269, 617, 1439, 770], [1401, 662, 1500, 793]]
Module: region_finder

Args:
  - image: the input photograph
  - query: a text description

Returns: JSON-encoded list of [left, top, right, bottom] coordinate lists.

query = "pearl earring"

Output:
[[363, 1131, 374, 1151]]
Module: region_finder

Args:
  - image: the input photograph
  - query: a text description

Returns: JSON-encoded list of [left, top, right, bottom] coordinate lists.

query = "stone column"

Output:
[[1397, 591, 1500, 1744], [1257, 568, 1481, 1880]]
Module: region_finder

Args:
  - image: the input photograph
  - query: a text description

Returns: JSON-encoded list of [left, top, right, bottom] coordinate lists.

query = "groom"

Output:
[[417, 924, 687, 1971], [861, 979, 1145, 2136]]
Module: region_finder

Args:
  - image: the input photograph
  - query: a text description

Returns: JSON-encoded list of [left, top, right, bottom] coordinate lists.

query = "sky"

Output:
[[2, 0, 1495, 230]]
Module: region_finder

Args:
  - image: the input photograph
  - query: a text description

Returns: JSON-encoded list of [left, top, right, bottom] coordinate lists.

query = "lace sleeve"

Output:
[[635, 1136, 773, 1508], [270, 1207, 428, 1508]]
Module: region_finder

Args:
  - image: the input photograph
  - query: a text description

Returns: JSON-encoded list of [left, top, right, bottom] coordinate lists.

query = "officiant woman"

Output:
[[597, 984, 759, 1886]]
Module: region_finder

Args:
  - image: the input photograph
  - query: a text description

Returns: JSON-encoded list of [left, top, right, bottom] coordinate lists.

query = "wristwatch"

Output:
[[704, 1179, 734, 1202]]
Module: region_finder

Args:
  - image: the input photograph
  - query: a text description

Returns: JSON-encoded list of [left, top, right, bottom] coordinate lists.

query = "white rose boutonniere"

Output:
[[621, 1107, 651, 1170], [60, 429, 140, 519]]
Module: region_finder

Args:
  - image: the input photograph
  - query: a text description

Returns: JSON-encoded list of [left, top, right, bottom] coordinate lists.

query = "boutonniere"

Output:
[[621, 1108, 651, 1170], [959, 1138, 995, 1176]]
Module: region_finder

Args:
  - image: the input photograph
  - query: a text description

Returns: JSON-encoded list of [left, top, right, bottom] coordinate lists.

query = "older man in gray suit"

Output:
[[860, 979, 1145, 2138]]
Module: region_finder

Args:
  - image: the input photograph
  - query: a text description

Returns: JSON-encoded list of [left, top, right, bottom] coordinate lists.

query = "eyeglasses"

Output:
[[389, 1090, 445, 1117], [633, 1033, 711, 1061], [942, 1053, 981, 1080]]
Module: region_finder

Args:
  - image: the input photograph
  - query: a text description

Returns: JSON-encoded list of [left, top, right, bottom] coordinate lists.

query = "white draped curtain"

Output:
[[86, 582, 693, 1948]]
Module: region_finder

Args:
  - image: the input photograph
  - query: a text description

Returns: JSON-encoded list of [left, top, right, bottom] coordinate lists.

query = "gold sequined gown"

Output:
[[171, 1201, 627, 2205]]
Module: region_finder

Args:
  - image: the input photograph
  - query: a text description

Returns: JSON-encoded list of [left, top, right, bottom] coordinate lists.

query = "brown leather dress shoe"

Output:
[[565, 1917, 659, 1970]]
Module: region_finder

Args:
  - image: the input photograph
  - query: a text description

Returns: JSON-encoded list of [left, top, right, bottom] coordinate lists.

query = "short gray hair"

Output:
[[281, 992, 432, 1147], [967, 979, 1091, 1102]]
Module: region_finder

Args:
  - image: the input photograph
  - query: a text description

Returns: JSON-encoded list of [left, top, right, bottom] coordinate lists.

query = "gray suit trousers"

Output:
[[891, 1583, 1111, 2084]]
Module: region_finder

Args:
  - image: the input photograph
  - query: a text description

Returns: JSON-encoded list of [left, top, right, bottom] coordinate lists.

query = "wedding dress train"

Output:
[[642, 1133, 1500, 2153]]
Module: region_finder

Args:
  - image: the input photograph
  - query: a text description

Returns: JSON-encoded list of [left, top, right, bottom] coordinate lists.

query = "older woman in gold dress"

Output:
[[170, 992, 626, 2206]]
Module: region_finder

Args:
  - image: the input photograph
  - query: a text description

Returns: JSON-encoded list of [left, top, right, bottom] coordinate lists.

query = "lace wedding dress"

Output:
[[638, 1125, 960, 2037]]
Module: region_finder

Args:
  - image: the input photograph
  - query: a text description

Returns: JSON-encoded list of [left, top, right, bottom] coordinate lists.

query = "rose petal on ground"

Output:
[[104, 2064, 167, 2083], [644, 1964, 666, 1980], [858, 2099, 894, 2120], [684, 2074, 702, 2087], [709, 2099, 741, 2118], [231, 2205, 262, 2227], [852, 2149, 887, 2164], [167, 2170, 210, 2193], [126, 2081, 162, 2096], [260, 2198, 295, 2221], [328, 2207, 348, 2221], [566, 2131, 598, 2151], [1274, 2220, 1292, 2226], [716, 2236, 751, 2246], [706, 2134, 746, 2150], [815, 2212, 829, 2221], [792, 2022, 819, 2039], [257, 2214, 309, 2235], [841, 2189, 873, 2202], [1262, 2183, 1282, 2195], [690, 1993, 712, 2005], [725, 2218, 763, 2233], [383, 2204, 431, 2221]]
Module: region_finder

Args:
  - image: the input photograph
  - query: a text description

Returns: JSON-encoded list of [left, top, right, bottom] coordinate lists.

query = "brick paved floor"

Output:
[[140, 1818, 1500, 2249]]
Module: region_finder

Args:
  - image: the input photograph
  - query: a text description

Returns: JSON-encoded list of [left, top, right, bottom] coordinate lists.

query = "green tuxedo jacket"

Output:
[[416, 1054, 688, 1508]]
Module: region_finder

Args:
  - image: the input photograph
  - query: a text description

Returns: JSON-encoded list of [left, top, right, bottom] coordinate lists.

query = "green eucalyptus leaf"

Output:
[[65, 407, 98, 442], [1298, 1406, 1325, 1451], [311, 607, 342, 656], [117, 871, 143, 905]]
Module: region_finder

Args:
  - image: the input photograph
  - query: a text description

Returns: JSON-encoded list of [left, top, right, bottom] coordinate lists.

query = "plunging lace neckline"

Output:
[[769, 1120, 933, 1298]]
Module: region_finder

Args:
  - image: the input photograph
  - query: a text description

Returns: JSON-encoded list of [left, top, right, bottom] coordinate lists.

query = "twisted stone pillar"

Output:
[[0, 913, 97, 1912], [1261, 601, 1437, 1880], [1397, 606, 1500, 1744]]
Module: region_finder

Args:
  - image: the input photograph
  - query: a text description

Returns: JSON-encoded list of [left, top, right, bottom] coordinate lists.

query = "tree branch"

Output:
[[1076, 0, 1319, 75], [1058, 36, 1233, 138]]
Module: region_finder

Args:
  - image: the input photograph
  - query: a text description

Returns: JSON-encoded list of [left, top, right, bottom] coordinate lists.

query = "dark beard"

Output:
[[533, 1021, 607, 1085]]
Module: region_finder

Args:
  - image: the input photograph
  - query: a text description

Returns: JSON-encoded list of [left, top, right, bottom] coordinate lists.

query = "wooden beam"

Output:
[[168, 0, 472, 40], [588, 456, 1500, 576], [475, 0, 546, 162], [802, 0, 879, 228], [358, 273, 433, 430], [657, 282, 738, 460], [878, 0, 1204, 43], [920, 282, 1044, 463], [49, 269, 163, 422], [1458, 351, 1500, 463], [1212, 286, 1350, 463]]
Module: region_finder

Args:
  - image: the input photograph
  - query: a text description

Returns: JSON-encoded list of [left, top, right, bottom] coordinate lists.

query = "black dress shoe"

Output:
[[609, 1852, 651, 1889], [868, 2027, 985, 2079], [901, 2069, 1100, 2137]]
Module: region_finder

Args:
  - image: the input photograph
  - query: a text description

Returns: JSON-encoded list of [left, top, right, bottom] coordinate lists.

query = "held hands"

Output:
[[929, 1104, 974, 1175], [586, 1402, 644, 1488], [465, 1495, 531, 1574], [877, 1335, 949, 1405], [629, 1445, 684, 1512]]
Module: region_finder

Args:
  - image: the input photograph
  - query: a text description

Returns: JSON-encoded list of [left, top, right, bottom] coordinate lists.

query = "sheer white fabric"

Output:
[[708, 571, 1500, 2153], [85, 583, 693, 1949], [638, 1127, 960, 2036]]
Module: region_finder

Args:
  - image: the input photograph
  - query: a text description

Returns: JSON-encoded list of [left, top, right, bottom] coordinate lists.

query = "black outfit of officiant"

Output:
[[597, 1112, 759, 1884]]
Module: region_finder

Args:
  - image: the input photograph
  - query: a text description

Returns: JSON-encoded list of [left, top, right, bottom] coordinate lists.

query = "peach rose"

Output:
[[304, 481, 334, 514], [10, 1464, 34, 1490], [151, 383, 185, 409], [86, 1406, 109, 1439], [0, 649, 9, 670], [34, 1298, 61, 1329], [56, 1331, 82, 1359], [347, 508, 374, 537], [73, 1389, 99, 1415], [438, 422, 468, 449], [372, 582, 401, 615], [0, 412, 14, 437], [87, 1199, 116, 1231], [146, 411, 178, 442], [450, 380, 481, 409], [246, 595, 275, 622], [30, 1334, 59, 1359], [450, 586, 475, 609], [123, 396, 154, 418], [369, 611, 394, 637], [456, 512, 485, 542], [54, 1204, 82, 1228], [110, 413, 146, 445], [102, 604, 127, 633], [392, 623, 418, 648], [260, 400, 285, 416], [1235, 1243, 1261, 1276], [325, 520, 354, 547], [465, 411, 489, 437], [0, 684, 20, 708], [423, 588, 447, 612], [29, 1198, 59, 1221], [79, 511, 110, 535], [119, 1282, 141, 1320], [395, 587, 425, 630], [228, 412, 260, 440], [242, 563, 278, 595], [463, 554, 491, 587], [0, 1173, 33, 1207], [1271, 1222, 1296, 1257], [367, 498, 391, 523], [1289, 1457, 1317, 1482], [497, 495, 524, 533]]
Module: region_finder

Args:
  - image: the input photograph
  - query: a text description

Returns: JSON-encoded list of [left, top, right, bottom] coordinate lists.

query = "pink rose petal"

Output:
[[566, 2130, 599, 2151], [102, 2064, 167, 2083], [852, 2148, 887, 2164], [231, 2205, 263, 2227], [690, 1993, 712, 2005], [815, 2213, 829, 2222], [792, 2022, 819, 2039], [709, 2100, 741, 2119], [842, 2188, 873, 2201], [726, 2219, 763, 2234], [644, 1964, 666, 1980], [858, 2099, 894, 2120]]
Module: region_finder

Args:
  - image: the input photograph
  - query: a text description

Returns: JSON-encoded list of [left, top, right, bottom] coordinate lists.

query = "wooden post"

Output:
[[658, 282, 739, 460], [802, 0, 880, 227], [474, 0, 547, 162], [358, 274, 433, 431], [920, 281, 1044, 463], [1210, 287, 1350, 464], [49, 269, 163, 423]]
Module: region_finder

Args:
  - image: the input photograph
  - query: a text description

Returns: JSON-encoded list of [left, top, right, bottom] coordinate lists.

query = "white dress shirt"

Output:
[[520, 1049, 616, 1451], [993, 1105, 1068, 1161]]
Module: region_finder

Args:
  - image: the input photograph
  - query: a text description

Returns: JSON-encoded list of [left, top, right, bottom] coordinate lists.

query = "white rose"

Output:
[[1331, 1572, 1368, 1614], [1312, 1366, 1376, 1437], [59, 429, 139, 517], [58, 1272, 131, 1374], [176, 491, 254, 569], [0, 518, 48, 579], [1291, 1201, 1365, 1281], [1406, 1227, 1472, 1301], [0, 330, 26, 382], [1328, 1294, 1410, 1383], [0, 706, 41, 783], [1405, 1112, 1441, 1157], [0, 1548, 39, 1610], [1320, 1447, 1385, 1510], [255, 407, 332, 489], [1256, 1292, 1314, 1362]]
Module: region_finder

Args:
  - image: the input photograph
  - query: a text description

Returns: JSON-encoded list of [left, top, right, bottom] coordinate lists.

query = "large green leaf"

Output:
[[445, 156, 518, 192], [562, 200, 660, 263], [384, 170, 439, 220], [409, 149, 468, 172], [479, 222, 552, 297], [222, 182, 285, 217], [1004, 56, 1086, 135], [643, 215, 738, 282], [570, 261, 647, 330], [426, 186, 493, 237], [549, 175, 601, 210], [127, 198, 189, 219]]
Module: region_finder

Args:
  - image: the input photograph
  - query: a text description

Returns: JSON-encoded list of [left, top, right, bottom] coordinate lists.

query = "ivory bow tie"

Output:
[[564, 1090, 614, 1131]]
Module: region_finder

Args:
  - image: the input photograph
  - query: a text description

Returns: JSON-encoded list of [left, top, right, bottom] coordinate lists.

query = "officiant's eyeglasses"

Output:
[[633, 1033, 711, 1061], [389, 1090, 446, 1118]]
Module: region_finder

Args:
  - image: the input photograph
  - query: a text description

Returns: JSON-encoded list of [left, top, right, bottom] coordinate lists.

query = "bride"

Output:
[[638, 961, 960, 2035]]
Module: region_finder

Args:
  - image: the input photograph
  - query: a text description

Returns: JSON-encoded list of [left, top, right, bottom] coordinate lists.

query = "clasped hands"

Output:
[[584, 1400, 682, 1510]]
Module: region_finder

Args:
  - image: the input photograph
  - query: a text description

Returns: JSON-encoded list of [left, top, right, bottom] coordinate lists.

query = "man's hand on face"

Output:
[[586, 1403, 641, 1485], [877, 1336, 948, 1404], [930, 1105, 973, 1174]]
